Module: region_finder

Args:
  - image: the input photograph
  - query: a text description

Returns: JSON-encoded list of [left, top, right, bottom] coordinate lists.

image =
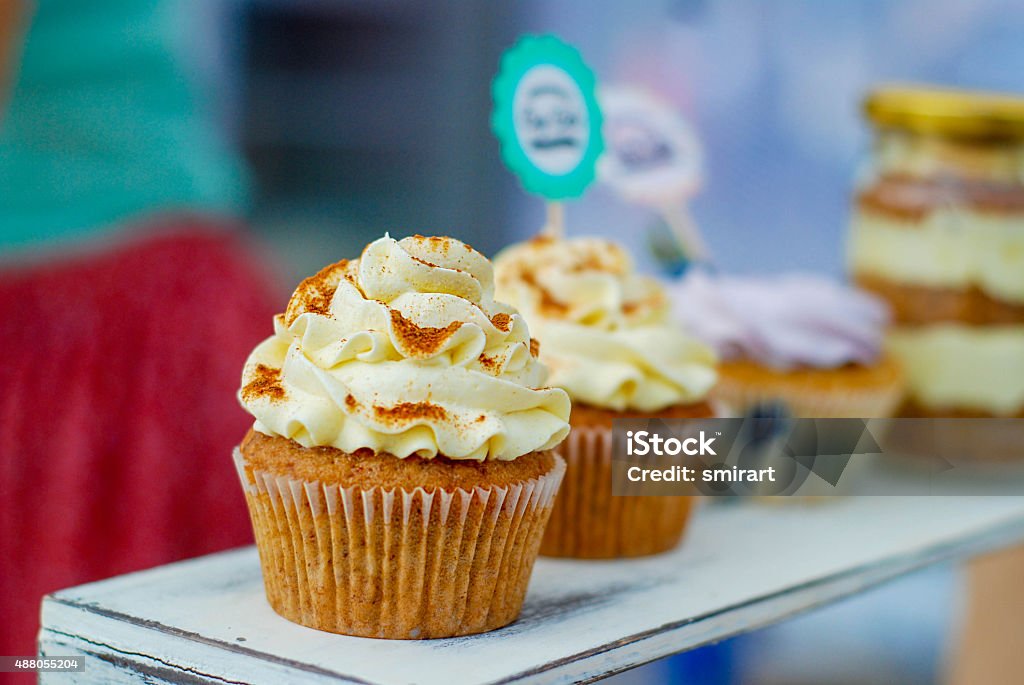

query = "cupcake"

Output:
[[493, 236, 717, 558], [669, 269, 904, 418], [236, 234, 570, 639]]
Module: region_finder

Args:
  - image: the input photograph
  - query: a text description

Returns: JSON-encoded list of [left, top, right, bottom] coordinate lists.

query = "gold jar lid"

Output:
[[864, 85, 1024, 143]]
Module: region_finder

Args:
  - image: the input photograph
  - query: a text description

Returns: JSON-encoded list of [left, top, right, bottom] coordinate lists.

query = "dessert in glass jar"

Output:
[[848, 86, 1024, 421]]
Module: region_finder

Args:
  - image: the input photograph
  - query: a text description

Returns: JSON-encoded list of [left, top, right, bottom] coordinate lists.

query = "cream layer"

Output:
[[849, 210, 1024, 305], [886, 324, 1024, 415]]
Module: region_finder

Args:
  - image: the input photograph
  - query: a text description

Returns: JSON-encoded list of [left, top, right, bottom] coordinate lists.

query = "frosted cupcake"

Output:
[[669, 270, 904, 418], [494, 236, 717, 558], [236, 235, 569, 638]]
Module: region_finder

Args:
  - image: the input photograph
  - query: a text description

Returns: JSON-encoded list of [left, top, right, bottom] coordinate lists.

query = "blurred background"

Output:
[[5, 0, 1024, 277], [235, 0, 1024, 281], [2, 1, 1023, 684]]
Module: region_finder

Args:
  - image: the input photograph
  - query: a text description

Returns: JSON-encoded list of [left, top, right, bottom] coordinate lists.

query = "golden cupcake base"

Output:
[[541, 402, 712, 559], [541, 425, 696, 558], [235, 436, 565, 639], [711, 356, 905, 418]]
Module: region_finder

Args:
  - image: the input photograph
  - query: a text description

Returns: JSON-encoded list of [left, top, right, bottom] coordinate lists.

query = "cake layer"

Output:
[[856, 274, 1024, 326], [886, 324, 1024, 416], [856, 173, 1024, 222], [848, 209, 1024, 305], [240, 428, 557, 490]]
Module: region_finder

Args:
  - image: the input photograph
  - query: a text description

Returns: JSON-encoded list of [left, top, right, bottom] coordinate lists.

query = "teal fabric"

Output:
[[0, 0, 247, 248]]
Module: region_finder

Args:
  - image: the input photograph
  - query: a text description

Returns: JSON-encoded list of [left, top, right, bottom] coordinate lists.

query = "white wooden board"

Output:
[[39, 497, 1024, 684]]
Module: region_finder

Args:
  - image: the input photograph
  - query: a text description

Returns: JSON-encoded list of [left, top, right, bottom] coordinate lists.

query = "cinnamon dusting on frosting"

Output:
[[410, 254, 440, 269], [411, 234, 454, 256], [562, 241, 628, 275], [519, 270, 569, 316], [241, 364, 285, 401], [410, 253, 466, 273], [285, 260, 347, 325], [388, 308, 463, 357], [623, 291, 664, 317], [490, 312, 512, 331], [477, 354, 501, 373], [374, 401, 448, 424], [530, 338, 540, 357], [494, 237, 662, 325], [409, 233, 480, 257]]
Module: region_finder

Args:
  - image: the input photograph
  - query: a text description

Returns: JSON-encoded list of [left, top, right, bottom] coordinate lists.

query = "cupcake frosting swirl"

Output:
[[239, 235, 570, 461], [493, 236, 717, 412], [667, 269, 889, 370]]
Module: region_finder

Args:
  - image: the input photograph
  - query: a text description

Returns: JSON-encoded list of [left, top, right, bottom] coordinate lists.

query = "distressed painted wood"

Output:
[[40, 497, 1024, 684]]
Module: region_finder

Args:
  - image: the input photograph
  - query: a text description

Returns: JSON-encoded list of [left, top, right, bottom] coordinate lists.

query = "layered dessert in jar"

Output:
[[848, 86, 1024, 420]]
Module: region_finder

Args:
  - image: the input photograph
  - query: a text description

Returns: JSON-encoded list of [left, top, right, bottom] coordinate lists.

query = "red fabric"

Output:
[[0, 222, 280, 668]]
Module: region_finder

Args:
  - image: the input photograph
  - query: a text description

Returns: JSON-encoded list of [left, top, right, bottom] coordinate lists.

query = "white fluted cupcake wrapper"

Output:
[[540, 426, 695, 559], [233, 448, 565, 639]]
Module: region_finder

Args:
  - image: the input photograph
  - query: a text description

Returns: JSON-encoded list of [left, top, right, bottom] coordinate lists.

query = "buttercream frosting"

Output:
[[668, 269, 888, 370], [239, 235, 570, 461], [493, 236, 717, 412]]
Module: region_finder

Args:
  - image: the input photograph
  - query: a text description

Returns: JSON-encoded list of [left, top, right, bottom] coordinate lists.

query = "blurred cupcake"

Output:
[[236, 234, 570, 639], [669, 269, 904, 418], [494, 236, 717, 558]]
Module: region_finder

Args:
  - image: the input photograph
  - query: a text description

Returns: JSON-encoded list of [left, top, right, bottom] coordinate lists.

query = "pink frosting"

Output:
[[667, 270, 889, 370]]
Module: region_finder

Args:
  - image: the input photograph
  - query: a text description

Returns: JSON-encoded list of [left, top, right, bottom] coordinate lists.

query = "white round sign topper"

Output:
[[598, 86, 703, 206]]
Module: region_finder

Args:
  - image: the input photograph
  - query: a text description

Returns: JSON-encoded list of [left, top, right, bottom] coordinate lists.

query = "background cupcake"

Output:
[[669, 269, 904, 419], [237, 234, 570, 639], [494, 235, 718, 558]]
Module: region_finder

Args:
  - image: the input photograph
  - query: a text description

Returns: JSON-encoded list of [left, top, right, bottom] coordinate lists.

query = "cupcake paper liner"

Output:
[[233, 448, 565, 639], [540, 425, 695, 559]]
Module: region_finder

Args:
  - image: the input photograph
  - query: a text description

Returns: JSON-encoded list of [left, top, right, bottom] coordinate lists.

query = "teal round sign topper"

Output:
[[491, 35, 604, 199]]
